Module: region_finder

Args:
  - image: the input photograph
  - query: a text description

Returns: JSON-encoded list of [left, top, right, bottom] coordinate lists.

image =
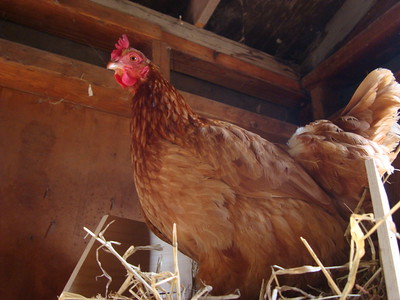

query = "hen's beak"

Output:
[[107, 61, 121, 71]]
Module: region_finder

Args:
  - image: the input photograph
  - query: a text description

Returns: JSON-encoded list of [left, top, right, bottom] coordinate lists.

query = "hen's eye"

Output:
[[130, 56, 137, 61]]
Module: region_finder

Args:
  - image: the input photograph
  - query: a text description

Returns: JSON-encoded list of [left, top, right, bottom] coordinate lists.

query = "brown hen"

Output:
[[107, 34, 346, 298], [288, 69, 400, 218]]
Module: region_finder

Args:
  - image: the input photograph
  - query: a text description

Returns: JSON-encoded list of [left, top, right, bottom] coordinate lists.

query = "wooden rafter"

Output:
[[301, 2, 400, 119], [151, 40, 171, 80], [186, 0, 221, 28], [302, 0, 378, 72], [303, 2, 400, 88]]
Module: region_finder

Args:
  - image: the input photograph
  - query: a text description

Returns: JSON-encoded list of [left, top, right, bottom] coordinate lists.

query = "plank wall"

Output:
[[0, 86, 143, 299]]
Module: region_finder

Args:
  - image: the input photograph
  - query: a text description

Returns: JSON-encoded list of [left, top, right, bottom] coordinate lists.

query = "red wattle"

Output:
[[114, 73, 127, 88], [121, 72, 137, 87]]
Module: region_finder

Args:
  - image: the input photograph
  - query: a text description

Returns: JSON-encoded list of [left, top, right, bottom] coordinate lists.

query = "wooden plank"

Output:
[[303, 2, 400, 88], [0, 0, 161, 53], [163, 33, 304, 101], [151, 40, 171, 81], [0, 0, 306, 107], [171, 50, 304, 108], [171, 71, 294, 122], [63, 215, 111, 295], [302, 0, 377, 72], [365, 159, 400, 300], [0, 87, 141, 299], [309, 84, 327, 120], [0, 56, 131, 117], [0, 39, 296, 143], [308, 82, 341, 119], [186, 0, 221, 28]]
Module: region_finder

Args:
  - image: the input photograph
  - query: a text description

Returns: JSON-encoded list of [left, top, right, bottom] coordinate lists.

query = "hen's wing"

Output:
[[196, 120, 336, 212], [288, 68, 400, 215]]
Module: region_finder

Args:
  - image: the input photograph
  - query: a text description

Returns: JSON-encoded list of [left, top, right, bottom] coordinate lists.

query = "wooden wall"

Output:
[[0, 87, 142, 299]]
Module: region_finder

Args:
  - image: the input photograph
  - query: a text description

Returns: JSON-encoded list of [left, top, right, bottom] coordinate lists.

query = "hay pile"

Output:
[[59, 202, 400, 300], [264, 194, 400, 300], [59, 222, 239, 300]]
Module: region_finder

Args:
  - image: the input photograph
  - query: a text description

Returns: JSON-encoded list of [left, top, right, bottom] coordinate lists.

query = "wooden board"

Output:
[[0, 87, 141, 299], [171, 50, 303, 108], [365, 160, 400, 299]]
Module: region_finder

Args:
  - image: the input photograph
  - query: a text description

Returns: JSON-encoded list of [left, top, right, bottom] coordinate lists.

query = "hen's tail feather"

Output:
[[335, 68, 400, 154]]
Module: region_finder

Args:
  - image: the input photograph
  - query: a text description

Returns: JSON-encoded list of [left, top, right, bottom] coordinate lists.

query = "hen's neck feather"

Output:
[[130, 64, 201, 152]]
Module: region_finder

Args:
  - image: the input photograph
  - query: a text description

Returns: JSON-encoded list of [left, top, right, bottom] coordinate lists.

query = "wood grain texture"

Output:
[[0, 88, 141, 299], [151, 40, 171, 80]]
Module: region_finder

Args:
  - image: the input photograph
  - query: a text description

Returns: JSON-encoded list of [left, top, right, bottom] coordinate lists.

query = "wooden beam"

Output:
[[151, 40, 171, 81], [0, 39, 296, 143], [309, 84, 327, 120], [308, 82, 342, 120], [365, 159, 400, 300], [0, 0, 161, 53], [0, 0, 306, 107], [171, 51, 302, 108], [0, 46, 130, 117], [302, 0, 377, 72], [303, 2, 400, 88], [186, 0, 220, 28]]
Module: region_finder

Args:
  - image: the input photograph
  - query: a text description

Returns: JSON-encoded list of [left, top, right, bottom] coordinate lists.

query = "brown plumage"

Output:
[[288, 69, 400, 217], [107, 35, 347, 298]]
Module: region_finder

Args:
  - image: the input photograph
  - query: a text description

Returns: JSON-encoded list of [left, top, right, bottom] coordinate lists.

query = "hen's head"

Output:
[[107, 34, 150, 89]]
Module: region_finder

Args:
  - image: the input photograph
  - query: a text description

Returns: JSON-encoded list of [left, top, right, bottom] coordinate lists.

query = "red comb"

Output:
[[111, 34, 130, 60]]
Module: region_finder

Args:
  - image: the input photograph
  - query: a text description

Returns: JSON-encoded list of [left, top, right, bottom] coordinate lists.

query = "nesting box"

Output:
[[62, 215, 194, 299]]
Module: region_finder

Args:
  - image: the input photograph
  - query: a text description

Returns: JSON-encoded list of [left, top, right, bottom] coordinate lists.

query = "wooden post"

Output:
[[151, 40, 171, 81], [365, 159, 400, 300], [309, 84, 327, 120], [307, 81, 342, 120]]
